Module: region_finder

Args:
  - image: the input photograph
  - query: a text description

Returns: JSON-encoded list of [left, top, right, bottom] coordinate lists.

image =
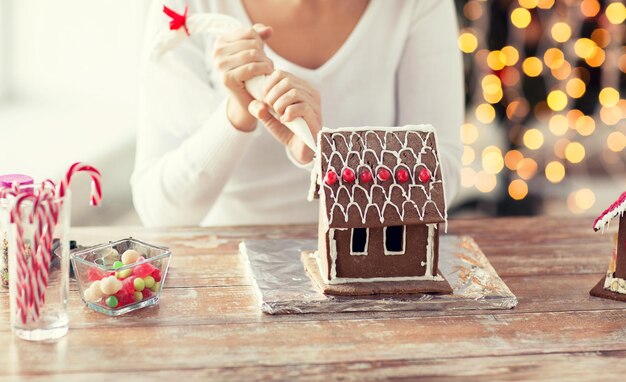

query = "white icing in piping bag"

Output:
[[152, 7, 317, 150]]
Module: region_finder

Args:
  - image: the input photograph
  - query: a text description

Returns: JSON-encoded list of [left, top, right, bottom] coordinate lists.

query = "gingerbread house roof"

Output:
[[593, 191, 626, 232], [309, 125, 447, 229]]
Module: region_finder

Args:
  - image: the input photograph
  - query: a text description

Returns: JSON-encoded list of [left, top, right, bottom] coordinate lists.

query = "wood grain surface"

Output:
[[1, 217, 623, 381]]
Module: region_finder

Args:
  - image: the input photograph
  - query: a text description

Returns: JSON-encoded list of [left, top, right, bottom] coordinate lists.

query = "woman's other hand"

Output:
[[248, 70, 322, 164], [212, 24, 274, 132]]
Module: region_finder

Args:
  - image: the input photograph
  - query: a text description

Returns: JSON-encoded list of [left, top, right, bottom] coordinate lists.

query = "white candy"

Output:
[[89, 280, 105, 299], [121, 249, 141, 265], [100, 275, 123, 295], [84, 287, 101, 303]]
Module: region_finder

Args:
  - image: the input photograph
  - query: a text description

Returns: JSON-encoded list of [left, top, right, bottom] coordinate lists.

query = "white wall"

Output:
[[0, 0, 151, 225]]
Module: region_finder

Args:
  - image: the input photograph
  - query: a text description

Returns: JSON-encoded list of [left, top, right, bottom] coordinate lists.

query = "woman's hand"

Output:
[[212, 24, 274, 132], [248, 70, 322, 164]]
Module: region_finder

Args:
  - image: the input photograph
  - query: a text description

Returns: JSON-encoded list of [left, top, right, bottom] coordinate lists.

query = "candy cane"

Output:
[[56, 162, 102, 206], [30, 192, 57, 320], [10, 193, 37, 324], [151, 5, 316, 150]]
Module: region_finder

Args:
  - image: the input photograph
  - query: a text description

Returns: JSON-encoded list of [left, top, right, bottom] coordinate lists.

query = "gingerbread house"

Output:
[[590, 192, 626, 301], [304, 125, 452, 296]]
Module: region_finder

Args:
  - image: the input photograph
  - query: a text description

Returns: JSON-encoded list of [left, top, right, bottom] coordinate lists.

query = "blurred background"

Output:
[[0, 0, 624, 226]]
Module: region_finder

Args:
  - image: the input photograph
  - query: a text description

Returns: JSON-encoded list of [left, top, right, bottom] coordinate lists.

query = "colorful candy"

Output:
[[100, 275, 123, 295], [150, 282, 160, 293], [82, 249, 164, 311], [133, 262, 156, 278], [133, 277, 145, 292], [121, 249, 141, 264], [143, 275, 156, 289], [105, 296, 119, 308]]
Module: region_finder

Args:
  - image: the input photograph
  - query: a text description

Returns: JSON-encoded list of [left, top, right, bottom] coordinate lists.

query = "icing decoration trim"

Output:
[[163, 5, 190, 35], [594, 191, 626, 232], [317, 126, 447, 227], [383, 226, 405, 256], [349, 228, 368, 256]]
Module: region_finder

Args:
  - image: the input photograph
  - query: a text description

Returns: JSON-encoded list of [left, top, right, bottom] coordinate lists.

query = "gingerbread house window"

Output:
[[351, 228, 368, 255], [384, 226, 405, 255]]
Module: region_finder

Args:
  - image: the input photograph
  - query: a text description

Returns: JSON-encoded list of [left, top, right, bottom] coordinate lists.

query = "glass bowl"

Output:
[[71, 238, 171, 316]]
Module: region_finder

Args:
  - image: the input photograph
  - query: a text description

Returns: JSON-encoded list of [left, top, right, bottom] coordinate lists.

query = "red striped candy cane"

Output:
[[57, 162, 102, 206], [31, 193, 58, 320], [28, 192, 55, 320], [9, 193, 37, 324]]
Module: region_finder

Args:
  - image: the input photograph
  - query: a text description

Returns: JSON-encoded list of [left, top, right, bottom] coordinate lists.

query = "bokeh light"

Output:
[[575, 115, 595, 136], [475, 103, 496, 124], [487, 50, 507, 70], [565, 142, 585, 163], [482, 146, 504, 174], [545, 161, 565, 183], [551, 22, 571, 43], [522, 57, 543, 77], [504, 150, 524, 170], [463, 1, 484, 21], [509, 179, 529, 200], [605, 2, 626, 25], [574, 38, 597, 59], [475, 171, 497, 193], [511, 8, 532, 28], [517, 158, 538, 180], [547, 90, 568, 111], [548, 114, 569, 136], [523, 128, 544, 150], [544, 48, 565, 69], [501, 46, 519, 66], [458, 32, 478, 53], [565, 78, 586, 99], [461, 123, 479, 144], [575, 188, 596, 210], [607, 132, 626, 152], [599, 87, 620, 107], [580, 0, 600, 18]]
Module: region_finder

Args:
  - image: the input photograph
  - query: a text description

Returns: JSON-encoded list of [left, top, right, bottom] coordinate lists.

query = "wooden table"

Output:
[[2, 216, 625, 381]]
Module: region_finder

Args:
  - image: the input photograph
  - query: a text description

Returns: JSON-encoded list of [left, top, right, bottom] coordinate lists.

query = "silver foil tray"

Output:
[[239, 235, 517, 315]]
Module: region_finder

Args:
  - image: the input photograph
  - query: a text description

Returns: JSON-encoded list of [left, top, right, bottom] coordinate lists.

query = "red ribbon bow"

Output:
[[163, 4, 190, 36]]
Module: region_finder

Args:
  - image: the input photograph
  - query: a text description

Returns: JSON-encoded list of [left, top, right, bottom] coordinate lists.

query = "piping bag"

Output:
[[152, 5, 317, 150]]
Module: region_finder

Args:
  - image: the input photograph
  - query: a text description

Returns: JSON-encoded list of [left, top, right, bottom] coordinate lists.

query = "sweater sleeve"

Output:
[[396, 0, 464, 205], [131, 0, 256, 227]]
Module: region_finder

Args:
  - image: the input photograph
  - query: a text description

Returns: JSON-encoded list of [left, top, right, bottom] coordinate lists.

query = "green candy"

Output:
[[143, 275, 155, 289], [150, 282, 160, 293], [133, 277, 145, 292], [105, 296, 118, 308], [112, 261, 124, 269], [116, 269, 132, 279], [134, 291, 143, 302]]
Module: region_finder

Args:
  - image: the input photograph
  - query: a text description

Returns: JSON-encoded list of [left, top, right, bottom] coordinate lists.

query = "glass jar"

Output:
[[5, 187, 71, 341]]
